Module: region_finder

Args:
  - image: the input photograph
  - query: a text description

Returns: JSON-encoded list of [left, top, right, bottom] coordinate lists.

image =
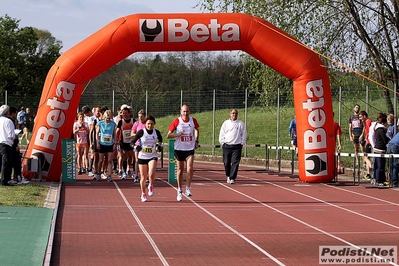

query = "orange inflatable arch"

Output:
[[23, 13, 335, 183]]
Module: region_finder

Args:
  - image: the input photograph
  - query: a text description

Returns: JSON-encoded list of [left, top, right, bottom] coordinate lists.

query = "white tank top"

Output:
[[138, 129, 158, 160], [174, 117, 195, 151]]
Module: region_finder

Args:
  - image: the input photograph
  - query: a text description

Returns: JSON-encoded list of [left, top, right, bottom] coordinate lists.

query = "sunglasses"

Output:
[[231, 112, 237, 114]]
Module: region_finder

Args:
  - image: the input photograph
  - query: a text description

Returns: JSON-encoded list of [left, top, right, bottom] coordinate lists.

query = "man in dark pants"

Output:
[[0, 105, 16, 186], [219, 109, 247, 184]]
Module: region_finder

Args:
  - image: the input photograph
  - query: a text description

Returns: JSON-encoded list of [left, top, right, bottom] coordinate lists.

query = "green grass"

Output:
[[155, 103, 383, 168], [0, 184, 48, 207]]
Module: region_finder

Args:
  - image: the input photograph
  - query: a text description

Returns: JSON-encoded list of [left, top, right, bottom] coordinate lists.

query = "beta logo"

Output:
[[139, 18, 240, 43], [305, 152, 327, 176], [140, 19, 164, 42]]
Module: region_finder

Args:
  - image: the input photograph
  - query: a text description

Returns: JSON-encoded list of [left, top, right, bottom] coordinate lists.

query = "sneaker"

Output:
[[384, 181, 390, 186], [133, 176, 139, 183], [121, 172, 127, 180], [370, 178, 376, 185], [177, 190, 183, 201], [229, 179, 235, 184], [88, 171, 94, 177], [363, 174, 371, 180], [185, 187, 192, 196], [93, 173, 101, 181], [18, 177, 29, 185], [127, 170, 132, 178], [226, 176, 230, 183], [148, 185, 154, 196], [78, 169, 83, 175], [8, 180, 17, 185], [118, 170, 123, 178], [141, 193, 147, 202], [107, 175, 113, 182], [101, 173, 107, 180]]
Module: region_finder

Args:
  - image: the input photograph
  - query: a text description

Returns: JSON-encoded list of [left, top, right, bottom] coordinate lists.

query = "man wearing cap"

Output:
[[0, 105, 16, 186]]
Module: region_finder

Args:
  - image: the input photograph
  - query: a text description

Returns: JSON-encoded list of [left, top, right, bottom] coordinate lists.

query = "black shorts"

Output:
[[99, 144, 114, 153], [120, 142, 133, 151], [352, 134, 361, 144], [174, 149, 195, 161], [138, 157, 157, 165]]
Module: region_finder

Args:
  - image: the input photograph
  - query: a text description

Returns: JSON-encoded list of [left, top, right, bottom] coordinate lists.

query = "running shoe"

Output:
[[121, 172, 127, 180], [7, 180, 17, 185], [229, 179, 235, 184], [148, 184, 154, 196], [88, 171, 94, 177], [17, 177, 29, 185], [363, 174, 371, 180], [141, 193, 147, 202], [101, 173, 107, 180], [177, 190, 183, 201], [118, 170, 123, 178], [107, 175, 113, 182], [226, 176, 230, 183], [370, 178, 376, 185], [93, 173, 101, 181], [78, 169, 83, 175], [185, 187, 192, 196]]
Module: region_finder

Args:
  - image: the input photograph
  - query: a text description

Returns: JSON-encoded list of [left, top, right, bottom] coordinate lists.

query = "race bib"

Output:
[[101, 133, 112, 144], [143, 144, 155, 154]]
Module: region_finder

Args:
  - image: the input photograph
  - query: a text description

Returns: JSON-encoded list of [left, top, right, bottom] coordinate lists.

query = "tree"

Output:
[[199, 0, 399, 113], [0, 15, 62, 106]]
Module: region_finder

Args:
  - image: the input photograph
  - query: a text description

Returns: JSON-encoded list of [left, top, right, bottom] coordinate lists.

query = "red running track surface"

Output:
[[50, 161, 399, 266]]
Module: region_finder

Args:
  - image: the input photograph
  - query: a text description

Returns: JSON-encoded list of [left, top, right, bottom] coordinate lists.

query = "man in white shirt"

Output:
[[0, 105, 16, 186], [219, 109, 247, 184]]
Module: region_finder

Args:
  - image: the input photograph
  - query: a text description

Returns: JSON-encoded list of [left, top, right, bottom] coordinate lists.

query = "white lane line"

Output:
[[112, 181, 169, 266], [204, 172, 397, 265], [158, 179, 286, 266], [324, 184, 399, 207]]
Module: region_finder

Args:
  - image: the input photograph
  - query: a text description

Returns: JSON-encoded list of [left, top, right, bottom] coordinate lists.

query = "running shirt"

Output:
[[349, 115, 363, 136], [169, 117, 199, 151], [117, 118, 134, 144], [132, 121, 146, 146], [73, 121, 89, 145], [97, 120, 117, 146], [137, 128, 162, 160]]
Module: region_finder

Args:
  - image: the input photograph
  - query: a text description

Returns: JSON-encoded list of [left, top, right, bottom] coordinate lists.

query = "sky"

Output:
[[1, 0, 204, 52]]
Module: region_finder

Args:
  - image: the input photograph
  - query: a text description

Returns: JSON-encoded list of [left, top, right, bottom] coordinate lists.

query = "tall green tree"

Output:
[[0, 15, 62, 105], [200, 0, 399, 113]]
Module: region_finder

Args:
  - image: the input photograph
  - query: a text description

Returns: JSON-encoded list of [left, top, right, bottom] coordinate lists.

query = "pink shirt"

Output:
[[132, 121, 146, 145]]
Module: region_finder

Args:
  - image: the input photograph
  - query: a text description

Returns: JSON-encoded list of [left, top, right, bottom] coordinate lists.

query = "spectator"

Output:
[[167, 104, 199, 201], [333, 112, 342, 151], [219, 109, 247, 184], [0, 105, 16, 186], [8, 107, 29, 184], [359, 111, 373, 180], [387, 132, 399, 187], [130, 115, 163, 202], [372, 113, 389, 186], [348, 104, 363, 165], [288, 114, 297, 150], [386, 113, 396, 140], [16, 106, 26, 130]]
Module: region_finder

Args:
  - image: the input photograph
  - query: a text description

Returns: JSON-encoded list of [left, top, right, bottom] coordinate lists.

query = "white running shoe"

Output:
[[185, 187, 192, 196], [8, 180, 17, 185], [18, 177, 29, 185], [229, 179, 235, 184], [226, 176, 230, 183], [101, 173, 107, 180], [141, 193, 147, 202], [177, 190, 183, 201], [121, 172, 127, 180], [148, 185, 154, 196]]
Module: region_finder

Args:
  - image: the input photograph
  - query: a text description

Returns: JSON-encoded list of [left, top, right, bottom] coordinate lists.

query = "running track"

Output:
[[50, 161, 399, 265]]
